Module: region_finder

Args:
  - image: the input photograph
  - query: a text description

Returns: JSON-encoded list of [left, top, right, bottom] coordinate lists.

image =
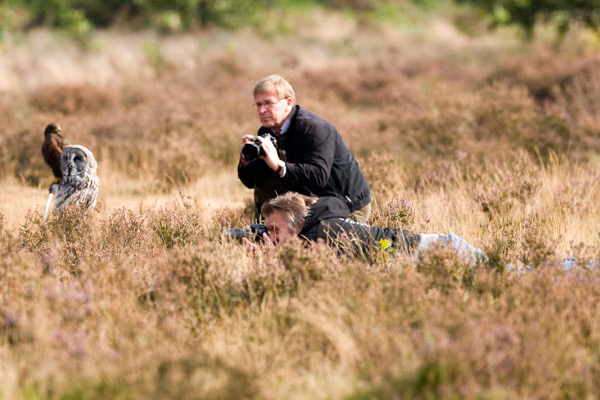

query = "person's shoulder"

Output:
[[310, 196, 351, 219], [295, 105, 334, 130], [316, 196, 347, 208], [295, 105, 326, 122]]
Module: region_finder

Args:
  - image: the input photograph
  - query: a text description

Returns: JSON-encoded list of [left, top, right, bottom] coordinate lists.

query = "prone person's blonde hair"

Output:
[[254, 75, 296, 102], [261, 192, 317, 232]]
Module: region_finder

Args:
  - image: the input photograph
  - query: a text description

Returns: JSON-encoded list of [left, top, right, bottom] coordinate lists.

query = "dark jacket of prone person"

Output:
[[288, 195, 420, 255]]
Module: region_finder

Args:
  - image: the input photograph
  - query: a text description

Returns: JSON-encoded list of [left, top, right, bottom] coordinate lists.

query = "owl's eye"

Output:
[[74, 156, 81, 162]]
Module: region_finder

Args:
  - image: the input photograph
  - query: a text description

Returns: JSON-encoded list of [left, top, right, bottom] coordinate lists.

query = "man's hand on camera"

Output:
[[241, 237, 258, 250], [241, 231, 275, 249], [241, 134, 254, 145], [257, 135, 281, 171], [262, 231, 275, 246]]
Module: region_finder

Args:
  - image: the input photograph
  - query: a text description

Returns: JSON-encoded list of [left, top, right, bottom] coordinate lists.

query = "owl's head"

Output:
[[61, 145, 98, 179]]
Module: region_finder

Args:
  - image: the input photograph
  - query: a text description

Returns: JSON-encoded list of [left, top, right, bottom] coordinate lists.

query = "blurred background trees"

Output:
[[1, 0, 599, 42], [458, 0, 600, 38]]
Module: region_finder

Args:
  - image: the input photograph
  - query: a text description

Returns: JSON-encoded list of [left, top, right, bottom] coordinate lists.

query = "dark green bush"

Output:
[[0, 0, 437, 37], [457, 0, 600, 37]]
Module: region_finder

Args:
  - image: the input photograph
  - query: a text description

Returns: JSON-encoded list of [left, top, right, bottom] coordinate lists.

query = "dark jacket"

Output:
[[238, 105, 371, 213], [299, 197, 420, 255]]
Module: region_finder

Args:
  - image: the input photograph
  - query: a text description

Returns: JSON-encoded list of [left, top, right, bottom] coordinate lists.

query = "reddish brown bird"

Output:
[[42, 123, 70, 184]]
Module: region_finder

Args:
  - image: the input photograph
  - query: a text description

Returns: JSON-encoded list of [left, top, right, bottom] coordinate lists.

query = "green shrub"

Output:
[[0, 0, 438, 38], [456, 0, 600, 37]]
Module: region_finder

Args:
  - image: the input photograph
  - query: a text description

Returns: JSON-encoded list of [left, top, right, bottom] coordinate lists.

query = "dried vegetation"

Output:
[[1, 14, 600, 400]]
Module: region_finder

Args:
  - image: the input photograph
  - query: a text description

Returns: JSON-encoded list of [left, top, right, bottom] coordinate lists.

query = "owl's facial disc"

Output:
[[61, 149, 88, 177]]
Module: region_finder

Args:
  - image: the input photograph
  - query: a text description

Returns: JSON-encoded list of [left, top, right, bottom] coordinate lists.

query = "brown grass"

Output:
[[1, 12, 600, 399]]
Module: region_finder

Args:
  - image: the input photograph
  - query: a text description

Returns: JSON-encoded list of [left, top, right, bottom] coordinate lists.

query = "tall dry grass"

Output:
[[1, 11, 600, 399]]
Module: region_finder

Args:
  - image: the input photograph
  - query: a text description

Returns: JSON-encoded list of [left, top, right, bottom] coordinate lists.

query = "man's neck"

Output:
[[274, 110, 293, 136]]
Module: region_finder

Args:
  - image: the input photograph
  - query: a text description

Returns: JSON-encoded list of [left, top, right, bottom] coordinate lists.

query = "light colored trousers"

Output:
[[417, 233, 486, 264], [417, 233, 598, 271]]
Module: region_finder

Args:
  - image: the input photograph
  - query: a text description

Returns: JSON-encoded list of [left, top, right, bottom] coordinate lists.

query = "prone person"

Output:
[[226, 191, 486, 264], [238, 75, 371, 222], [225, 192, 599, 271]]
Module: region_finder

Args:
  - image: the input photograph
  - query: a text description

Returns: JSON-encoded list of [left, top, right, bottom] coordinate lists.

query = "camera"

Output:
[[223, 223, 268, 242], [242, 133, 278, 162]]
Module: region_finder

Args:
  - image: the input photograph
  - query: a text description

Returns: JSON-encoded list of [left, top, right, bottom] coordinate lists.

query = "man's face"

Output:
[[264, 211, 299, 244], [254, 90, 293, 132]]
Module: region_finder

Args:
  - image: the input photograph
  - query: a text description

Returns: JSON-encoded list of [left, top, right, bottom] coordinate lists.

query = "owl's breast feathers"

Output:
[[55, 174, 100, 211]]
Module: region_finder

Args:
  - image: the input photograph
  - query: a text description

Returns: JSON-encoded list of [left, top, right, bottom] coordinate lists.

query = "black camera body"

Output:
[[223, 223, 268, 242], [242, 133, 278, 162]]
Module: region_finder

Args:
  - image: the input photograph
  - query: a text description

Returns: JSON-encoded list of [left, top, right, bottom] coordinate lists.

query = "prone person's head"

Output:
[[253, 75, 295, 132], [261, 192, 317, 244]]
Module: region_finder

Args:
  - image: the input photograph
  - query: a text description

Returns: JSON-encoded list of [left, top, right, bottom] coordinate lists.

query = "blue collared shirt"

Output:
[[278, 114, 292, 136], [275, 114, 292, 177]]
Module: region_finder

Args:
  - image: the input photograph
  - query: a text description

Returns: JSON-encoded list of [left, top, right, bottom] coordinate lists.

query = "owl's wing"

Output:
[[80, 185, 99, 209], [54, 184, 77, 211], [69, 177, 99, 210]]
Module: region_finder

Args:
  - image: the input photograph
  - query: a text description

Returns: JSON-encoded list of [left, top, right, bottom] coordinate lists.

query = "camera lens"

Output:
[[223, 228, 250, 240], [242, 141, 261, 161], [222, 225, 267, 242]]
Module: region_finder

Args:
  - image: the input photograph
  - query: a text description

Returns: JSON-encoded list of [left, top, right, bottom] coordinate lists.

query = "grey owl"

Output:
[[53, 145, 100, 212]]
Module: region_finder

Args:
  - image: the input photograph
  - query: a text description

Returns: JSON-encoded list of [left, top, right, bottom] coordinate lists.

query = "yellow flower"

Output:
[[379, 238, 391, 250]]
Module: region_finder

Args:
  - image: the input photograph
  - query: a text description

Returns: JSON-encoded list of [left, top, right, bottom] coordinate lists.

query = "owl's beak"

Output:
[[68, 163, 74, 170]]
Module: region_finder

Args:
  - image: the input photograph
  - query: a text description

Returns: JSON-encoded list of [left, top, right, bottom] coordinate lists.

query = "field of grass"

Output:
[[1, 8, 600, 399]]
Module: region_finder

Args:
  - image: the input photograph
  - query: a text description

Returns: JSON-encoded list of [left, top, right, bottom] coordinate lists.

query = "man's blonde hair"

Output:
[[254, 75, 296, 102], [261, 192, 317, 232]]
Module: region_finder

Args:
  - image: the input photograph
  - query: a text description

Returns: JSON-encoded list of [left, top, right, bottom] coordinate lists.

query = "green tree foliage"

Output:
[[0, 0, 434, 37], [456, 0, 600, 37], [0, 0, 285, 37]]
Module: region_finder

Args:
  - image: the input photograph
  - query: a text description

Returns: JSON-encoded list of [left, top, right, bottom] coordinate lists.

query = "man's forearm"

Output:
[[284, 162, 331, 190]]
